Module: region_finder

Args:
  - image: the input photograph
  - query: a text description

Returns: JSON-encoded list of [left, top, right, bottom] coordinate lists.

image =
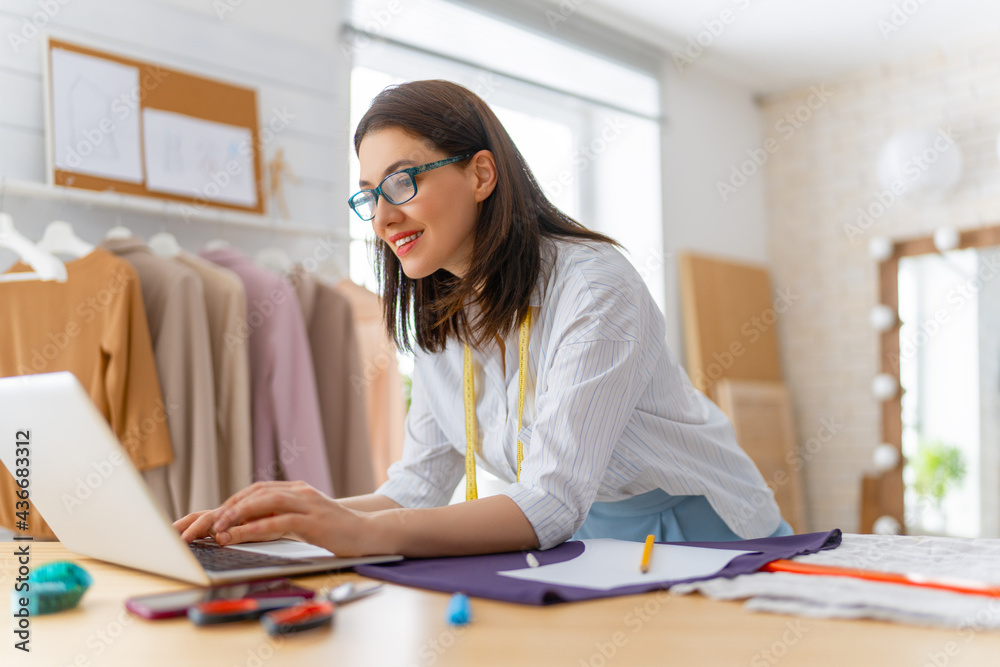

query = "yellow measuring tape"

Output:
[[463, 309, 532, 501]]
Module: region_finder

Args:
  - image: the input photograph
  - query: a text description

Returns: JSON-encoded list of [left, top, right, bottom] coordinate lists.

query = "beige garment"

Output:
[[176, 251, 253, 499], [0, 249, 173, 538], [292, 268, 374, 497], [332, 280, 405, 486], [103, 238, 220, 519]]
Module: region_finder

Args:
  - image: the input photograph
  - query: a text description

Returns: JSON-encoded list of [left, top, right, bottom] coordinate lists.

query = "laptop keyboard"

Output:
[[188, 540, 307, 572]]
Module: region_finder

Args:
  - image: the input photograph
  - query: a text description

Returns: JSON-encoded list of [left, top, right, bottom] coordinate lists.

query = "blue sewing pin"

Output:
[[445, 592, 471, 626]]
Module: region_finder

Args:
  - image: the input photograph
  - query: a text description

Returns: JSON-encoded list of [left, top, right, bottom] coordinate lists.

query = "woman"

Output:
[[175, 80, 792, 557]]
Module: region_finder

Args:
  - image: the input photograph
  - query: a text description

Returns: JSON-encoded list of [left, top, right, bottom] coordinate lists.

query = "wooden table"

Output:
[[3, 542, 1000, 666]]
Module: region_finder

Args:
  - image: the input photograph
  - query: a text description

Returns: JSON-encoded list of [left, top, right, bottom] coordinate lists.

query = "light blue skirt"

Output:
[[572, 489, 794, 543]]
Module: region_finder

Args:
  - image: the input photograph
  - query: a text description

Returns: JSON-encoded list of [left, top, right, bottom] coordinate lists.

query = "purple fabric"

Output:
[[354, 530, 842, 605]]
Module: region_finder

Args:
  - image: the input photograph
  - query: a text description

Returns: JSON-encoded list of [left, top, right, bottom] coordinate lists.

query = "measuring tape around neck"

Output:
[[463, 309, 532, 501]]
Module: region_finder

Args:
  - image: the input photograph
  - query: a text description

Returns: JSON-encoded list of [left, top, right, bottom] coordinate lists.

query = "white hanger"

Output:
[[104, 225, 134, 240], [149, 231, 182, 258], [37, 220, 95, 258], [104, 194, 133, 240], [0, 212, 68, 283], [203, 239, 232, 251], [255, 247, 294, 274]]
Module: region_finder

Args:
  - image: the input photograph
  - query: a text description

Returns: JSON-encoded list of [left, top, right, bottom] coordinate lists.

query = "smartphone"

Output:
[[125, 578, 315, 620]]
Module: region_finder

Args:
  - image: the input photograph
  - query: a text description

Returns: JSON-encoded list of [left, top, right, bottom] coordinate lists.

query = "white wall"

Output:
[[0, 0, 351, 267], [659, 61, 770, 355], [760, 34, 1000, 533]]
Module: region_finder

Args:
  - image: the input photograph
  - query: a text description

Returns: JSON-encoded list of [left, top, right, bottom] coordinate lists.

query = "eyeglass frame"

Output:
[[348, 153, 474, 221]]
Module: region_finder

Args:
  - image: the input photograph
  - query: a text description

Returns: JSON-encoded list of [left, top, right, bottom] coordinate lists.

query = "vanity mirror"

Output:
[[866, 226, 1000, 538]]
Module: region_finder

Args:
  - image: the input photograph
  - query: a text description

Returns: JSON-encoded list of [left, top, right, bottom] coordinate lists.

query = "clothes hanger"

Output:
[[103, 192, 133, 240], [203, 217, 232, 252], [149, 231, 182, 257], [37, 192, 95, 258], [0, 180, 68, 283], [148, 202, 181, 257], [255, 247, 294, 274], [38, 220, 96, 257], [203, 238, 232, 251]]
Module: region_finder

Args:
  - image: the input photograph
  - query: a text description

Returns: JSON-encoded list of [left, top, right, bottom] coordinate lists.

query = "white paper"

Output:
[[226, 538, 336, 560], [50, 48, 144, 183], [143, 108, 257, 207], [499, 539, 755, 591]]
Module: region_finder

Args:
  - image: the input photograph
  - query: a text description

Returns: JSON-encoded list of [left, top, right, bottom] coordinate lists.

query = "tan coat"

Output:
[[0, 249, 173, 537], [176, 251, 253, 499], [332, 280, 405, 486], [103, 238, 220, 519]]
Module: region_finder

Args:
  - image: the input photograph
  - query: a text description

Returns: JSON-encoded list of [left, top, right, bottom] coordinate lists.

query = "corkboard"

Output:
[[44, 37, 263, 214]]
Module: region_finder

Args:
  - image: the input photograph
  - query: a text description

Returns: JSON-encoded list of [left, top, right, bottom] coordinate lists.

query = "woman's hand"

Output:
[[171, 481, 375, 557]]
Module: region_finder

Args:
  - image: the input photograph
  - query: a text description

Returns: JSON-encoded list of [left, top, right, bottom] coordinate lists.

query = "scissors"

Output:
[[260, 582, 384, 636]]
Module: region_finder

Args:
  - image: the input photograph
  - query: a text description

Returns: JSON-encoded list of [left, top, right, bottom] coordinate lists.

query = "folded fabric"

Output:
[[671, 533, 1000, 630], [354, 530, 841, 605]]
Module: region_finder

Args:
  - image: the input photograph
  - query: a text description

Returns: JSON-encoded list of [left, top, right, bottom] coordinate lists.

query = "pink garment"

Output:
[[200, 247, 334, 496]]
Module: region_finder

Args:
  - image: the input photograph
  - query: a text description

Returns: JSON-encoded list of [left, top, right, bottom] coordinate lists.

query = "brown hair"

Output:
[[353, 79, 618, 354]]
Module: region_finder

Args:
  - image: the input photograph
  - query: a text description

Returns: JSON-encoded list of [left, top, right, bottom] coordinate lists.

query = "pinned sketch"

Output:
[[50, 48, 144, 183], [143, 109, 258, 208]]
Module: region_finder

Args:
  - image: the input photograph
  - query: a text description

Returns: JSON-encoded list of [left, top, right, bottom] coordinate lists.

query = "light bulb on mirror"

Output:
[[872, 443, 901, 472], [873, 515, 902, 535], [870, 305, 897, 332], [933, 226, 960, 253], [868, 236, 893, 262], [872, 373, 899, 400]]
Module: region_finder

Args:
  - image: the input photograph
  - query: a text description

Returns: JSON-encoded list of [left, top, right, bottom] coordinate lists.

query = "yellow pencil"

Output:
[[639, 534, 655, 574]]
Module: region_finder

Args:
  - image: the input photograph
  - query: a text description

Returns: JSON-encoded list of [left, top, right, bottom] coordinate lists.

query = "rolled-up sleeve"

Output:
[[375, 358, 464, 509], [504, 334, 655, 550]]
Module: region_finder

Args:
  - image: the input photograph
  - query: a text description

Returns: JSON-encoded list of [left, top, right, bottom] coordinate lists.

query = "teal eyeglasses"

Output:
[[348, 154, 473, 221]]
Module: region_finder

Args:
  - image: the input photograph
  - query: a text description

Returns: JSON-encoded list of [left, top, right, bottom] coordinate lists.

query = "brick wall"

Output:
[[758, 33, 1000, 532]]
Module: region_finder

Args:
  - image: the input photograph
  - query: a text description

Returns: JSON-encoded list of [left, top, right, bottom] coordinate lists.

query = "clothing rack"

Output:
[[1, 177, 347, 239]]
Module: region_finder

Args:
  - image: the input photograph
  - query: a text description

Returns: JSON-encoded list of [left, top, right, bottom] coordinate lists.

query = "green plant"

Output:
[[401, 372, 412, 414], [911, 439, 967, 506]]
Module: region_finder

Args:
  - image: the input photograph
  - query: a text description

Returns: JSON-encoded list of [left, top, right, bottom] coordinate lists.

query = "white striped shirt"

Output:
[[376, 238, 782, 549]]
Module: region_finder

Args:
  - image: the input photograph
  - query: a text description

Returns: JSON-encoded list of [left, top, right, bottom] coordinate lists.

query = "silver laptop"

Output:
[[0, 371, 401, 585]]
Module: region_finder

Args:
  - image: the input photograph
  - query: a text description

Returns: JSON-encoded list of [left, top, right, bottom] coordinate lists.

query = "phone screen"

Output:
[[126, 578, 315, 619]]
